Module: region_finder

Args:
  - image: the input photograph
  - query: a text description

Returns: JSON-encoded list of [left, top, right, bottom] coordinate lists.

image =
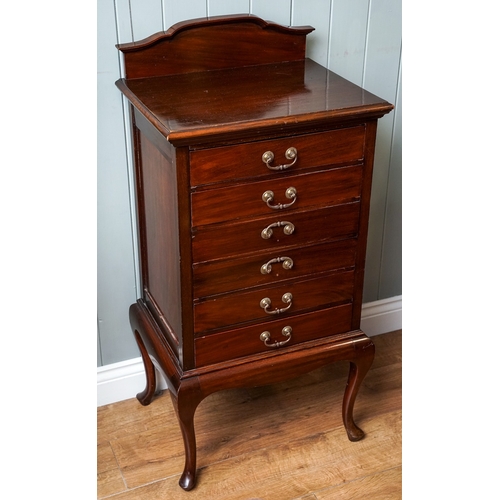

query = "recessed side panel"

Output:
[[137, 129, 182, 356]]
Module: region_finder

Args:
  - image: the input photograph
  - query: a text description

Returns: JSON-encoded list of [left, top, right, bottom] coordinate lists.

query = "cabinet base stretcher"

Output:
[[130, 299, 375, 491]]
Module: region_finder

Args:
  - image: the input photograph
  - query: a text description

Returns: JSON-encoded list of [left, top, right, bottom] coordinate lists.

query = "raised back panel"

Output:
[[117, 14, 314, 79]]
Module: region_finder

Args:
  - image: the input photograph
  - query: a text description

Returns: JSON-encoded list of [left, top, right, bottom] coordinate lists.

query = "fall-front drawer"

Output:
[[193, 269, 355, 333], [193, 238, 357, 298], [194, 304, 353, 367], [189, 126, 366, 187], [191, 164, 362, 227], [192, 201, 360, 263]]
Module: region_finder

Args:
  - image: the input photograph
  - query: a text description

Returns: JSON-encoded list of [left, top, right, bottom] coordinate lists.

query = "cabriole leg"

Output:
[[342, 340, 375, 441], [170, 387, 203, 491], [133, 330, 157, 406]]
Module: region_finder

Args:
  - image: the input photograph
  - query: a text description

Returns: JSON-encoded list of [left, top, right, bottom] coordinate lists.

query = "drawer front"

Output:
[[191, 165, 362, 227], [190, 126, 366, 187], [195, 304, 353, 367], [194, 270, 355, 333], [193, 238, 357, 299], [192, 202, 360, 263]]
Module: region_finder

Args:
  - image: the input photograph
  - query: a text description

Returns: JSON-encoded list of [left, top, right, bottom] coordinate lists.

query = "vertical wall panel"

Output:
[[208, 0, 250, 16], [97, 0, 140, 366], [115, 0, 133, 43], [292, 0, 331, 67], [130, 0, 164, 40], [328, 0, 370, 85], [251, 0, 291, 26], [379, 54, 402, 298], [361, 0, 402, 302], [163, 0, 208, 27], [362, 0, 402, 101], [97, 320, 103, 366]]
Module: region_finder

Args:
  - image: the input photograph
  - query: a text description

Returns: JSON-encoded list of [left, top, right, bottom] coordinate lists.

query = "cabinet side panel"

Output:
[[351, 120, 378, 329], [139, 131, 183, 351]]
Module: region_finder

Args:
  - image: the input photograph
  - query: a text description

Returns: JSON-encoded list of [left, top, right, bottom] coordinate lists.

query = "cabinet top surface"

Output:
[[115, 15, 393, 145], [117, 60, 392, 145]]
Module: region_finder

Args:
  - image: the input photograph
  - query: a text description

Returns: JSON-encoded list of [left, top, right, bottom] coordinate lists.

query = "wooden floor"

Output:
[[97, 330, 401, 499]]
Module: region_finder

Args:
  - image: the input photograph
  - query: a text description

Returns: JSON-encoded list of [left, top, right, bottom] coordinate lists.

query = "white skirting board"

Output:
[[359, 295, 402, 337], [97, 295, 402, 407]]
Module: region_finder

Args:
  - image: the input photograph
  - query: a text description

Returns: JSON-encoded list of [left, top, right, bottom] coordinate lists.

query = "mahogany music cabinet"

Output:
[[116, 14, 393, 490]]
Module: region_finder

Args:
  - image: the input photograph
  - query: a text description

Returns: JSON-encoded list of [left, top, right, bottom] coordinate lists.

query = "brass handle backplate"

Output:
[[260, 292, 293, 315], [260, 326, 292, 348], [260, 256, 294, 275], [262, 187, 297, 210], [262, 147, 297, 171], [261, 221, 295, 240]]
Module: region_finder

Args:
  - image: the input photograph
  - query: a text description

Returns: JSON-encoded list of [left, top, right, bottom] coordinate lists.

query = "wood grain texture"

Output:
[[351, 120, 378, 330], [192, 202, 361, 263], [192, 238, 357, 298], [116, 15, 394, 491], [97, 330, 402, 499], [116, 59, 393, 147], [189, 126, 366, 187], [194, 305, 353, 367], [193, 269, 355, 333], [117, 15, 313, 79], [138, 130, 182, 348], [315, 466, 402, 499], [191, 165, 363, 227]]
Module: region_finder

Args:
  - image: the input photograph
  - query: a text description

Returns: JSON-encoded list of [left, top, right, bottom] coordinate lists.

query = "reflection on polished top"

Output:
[[116, 59, 392, 146]]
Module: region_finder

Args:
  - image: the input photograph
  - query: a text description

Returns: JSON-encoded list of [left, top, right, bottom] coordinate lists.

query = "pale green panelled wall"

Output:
[[97, 0, 402, 366]]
